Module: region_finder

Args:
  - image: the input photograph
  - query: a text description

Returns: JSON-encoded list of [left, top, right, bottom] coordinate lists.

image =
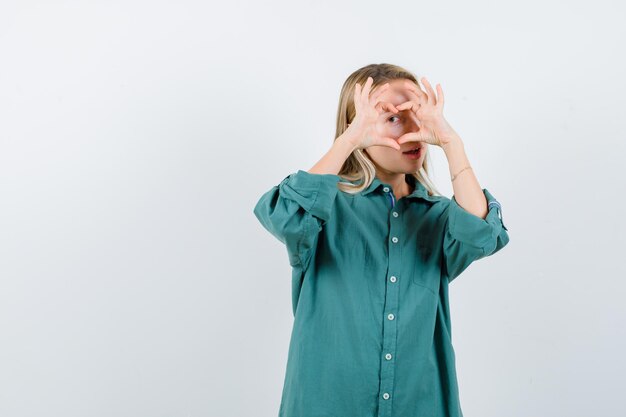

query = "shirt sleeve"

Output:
[[253, 169, 342, 270], [442, 188, 510, 283]]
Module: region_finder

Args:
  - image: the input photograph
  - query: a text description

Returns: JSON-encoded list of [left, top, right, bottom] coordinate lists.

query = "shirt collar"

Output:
[[357, 173, 441, 202]]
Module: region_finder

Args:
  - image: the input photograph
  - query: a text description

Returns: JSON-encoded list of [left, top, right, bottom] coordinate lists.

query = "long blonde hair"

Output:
[[334, 63, 442, 197]]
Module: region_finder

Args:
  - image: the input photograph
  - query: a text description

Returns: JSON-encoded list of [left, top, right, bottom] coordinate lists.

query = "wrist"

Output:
[[336, 132, 360, 153], [441, 134, 464, 154]]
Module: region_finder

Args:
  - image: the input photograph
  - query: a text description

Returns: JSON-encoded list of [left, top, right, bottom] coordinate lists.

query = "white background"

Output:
[[1, 1, 625, 416]]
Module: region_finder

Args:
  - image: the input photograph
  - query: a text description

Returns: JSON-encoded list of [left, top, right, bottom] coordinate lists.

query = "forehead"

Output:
[[374, 79, 412, 105]]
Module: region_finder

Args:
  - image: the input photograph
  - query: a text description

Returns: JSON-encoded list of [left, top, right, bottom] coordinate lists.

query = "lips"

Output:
[[402, 145, 421, 154]]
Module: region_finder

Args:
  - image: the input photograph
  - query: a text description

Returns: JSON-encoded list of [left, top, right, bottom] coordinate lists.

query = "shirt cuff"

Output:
[[279, 169, 342, 223], [448, 188, 508, 252]]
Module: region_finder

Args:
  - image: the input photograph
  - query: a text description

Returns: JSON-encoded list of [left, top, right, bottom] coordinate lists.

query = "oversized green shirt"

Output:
[[253, 169, 510, 417]]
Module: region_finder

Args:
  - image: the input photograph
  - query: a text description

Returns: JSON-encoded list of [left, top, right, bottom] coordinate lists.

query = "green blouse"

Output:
[[253, 169, 510, 417]]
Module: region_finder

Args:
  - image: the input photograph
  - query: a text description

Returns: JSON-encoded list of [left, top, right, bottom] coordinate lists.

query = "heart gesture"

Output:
[[395, 77, 459, 148]]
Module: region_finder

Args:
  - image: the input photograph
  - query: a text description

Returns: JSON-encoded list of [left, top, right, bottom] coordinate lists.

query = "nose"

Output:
[[400, 111, 420, 132]]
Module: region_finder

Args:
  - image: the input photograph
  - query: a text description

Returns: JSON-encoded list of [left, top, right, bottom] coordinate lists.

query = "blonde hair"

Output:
[[334, 63, 442, 197]]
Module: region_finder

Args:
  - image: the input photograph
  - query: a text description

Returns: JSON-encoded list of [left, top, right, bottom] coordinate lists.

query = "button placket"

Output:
[[383, 186, 395, 208], [378, 184, 400, 417]]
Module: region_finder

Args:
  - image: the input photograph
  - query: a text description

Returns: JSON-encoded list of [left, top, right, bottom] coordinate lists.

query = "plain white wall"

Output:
[[1, 1, 625, 416]]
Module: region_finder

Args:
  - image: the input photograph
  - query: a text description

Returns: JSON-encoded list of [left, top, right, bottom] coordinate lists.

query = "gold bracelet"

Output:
[[451, 166, 472, 182]]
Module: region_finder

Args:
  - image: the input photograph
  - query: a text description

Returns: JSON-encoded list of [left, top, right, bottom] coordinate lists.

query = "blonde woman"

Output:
[[253, 63, 510, 417]]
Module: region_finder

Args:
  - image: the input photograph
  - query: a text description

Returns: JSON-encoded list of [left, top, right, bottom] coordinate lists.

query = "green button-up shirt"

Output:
[[253, 170, 510, 417]]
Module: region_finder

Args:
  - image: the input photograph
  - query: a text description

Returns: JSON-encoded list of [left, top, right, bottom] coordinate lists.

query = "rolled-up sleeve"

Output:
[[442, 188, 510, 282], [253, 170, 342, 269]]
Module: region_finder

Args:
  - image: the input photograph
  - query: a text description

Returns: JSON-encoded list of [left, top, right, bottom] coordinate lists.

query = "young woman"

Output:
[[253, 63, 510, 417]]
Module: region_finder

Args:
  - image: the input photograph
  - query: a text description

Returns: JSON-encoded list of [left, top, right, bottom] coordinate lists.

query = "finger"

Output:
[[376, 100, 399, 114], [436, 83, 444, 108], [381, 138, 402, 151], [375, 102, 396, 115], [417, 78, 432, 105], [370, 82, 390, 103], [362, 76, 374, 101], [354, 83, 361, 111], [372, 86, 396, 109], [395, 100, 419, 112], [421, 77, 437, 105], [397, 132, 421, 145], [402, 80, 428, 104], [399, 89, 423, 106], [397, 132, 413, 145]]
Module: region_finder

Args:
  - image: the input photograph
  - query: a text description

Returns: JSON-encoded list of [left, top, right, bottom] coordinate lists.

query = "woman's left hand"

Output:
[[395, 77, 459, 148]]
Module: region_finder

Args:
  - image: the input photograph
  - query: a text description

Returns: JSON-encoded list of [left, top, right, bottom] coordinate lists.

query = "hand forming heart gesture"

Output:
[[394, 77, 459, 148], [344, 77, 403, 152]]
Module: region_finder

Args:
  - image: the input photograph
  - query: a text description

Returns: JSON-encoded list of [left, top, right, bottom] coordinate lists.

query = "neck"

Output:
[[376, 172, 412, 198]]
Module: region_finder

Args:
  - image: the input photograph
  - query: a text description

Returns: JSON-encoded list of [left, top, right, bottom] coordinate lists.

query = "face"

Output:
[[363, 78, 427, 175]]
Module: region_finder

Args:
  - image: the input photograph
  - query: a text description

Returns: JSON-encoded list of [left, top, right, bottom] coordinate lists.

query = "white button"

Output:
[[383, 392, 390, 400], [385, 353, 392, 360], [392, 211, 398, 217], [391, 237, 398, 243], [387, 313, 395, 320], [383, 187, 390, 192], [389, 276, 397, 283]]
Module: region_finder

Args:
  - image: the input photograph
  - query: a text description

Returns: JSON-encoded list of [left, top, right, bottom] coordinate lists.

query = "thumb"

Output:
[[397, 132, 419, 146], [382, 137, 401, 151]]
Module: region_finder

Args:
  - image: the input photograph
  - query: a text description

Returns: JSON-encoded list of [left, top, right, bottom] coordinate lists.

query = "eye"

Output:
[[388, 115, 401, 123]]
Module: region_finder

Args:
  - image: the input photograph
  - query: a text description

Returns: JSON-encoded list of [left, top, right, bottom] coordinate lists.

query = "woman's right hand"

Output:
[[344, 76, 402, 152]]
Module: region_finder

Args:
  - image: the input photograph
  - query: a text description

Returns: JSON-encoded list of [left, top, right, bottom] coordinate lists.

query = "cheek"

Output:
[[388, 124, 404, 135], [367, 146, 401, 161], [385, 119, 414, 136], [365, 146, 385, 159], [378, 119, 401, 132]]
